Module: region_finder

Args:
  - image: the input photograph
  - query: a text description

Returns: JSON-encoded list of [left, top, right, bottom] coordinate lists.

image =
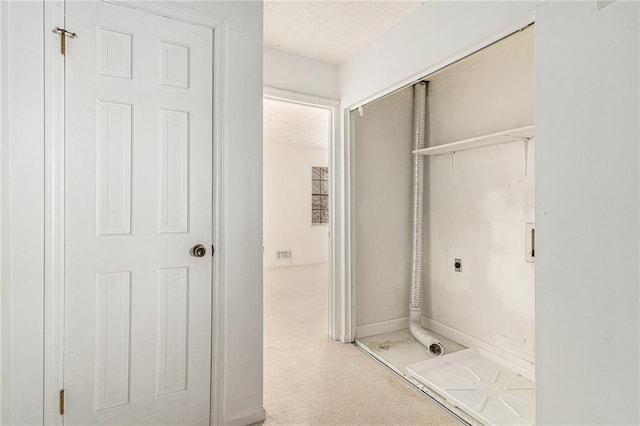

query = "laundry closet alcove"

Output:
[[352, 25, 535, 425]]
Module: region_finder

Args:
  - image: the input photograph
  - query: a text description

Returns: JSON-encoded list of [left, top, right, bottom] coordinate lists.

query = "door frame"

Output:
[[43, 1, 227, 424], [341, 15, 536, 342], [262, 86, 343, 341]]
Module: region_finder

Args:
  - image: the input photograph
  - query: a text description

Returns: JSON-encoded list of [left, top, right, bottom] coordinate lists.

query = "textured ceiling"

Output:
[[264, 99, 331, 148], [264, 0, 423, 64]]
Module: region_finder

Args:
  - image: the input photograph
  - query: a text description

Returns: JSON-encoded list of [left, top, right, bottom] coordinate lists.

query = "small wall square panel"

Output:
[[158, 109, 189, 233], [95, 271, 131, 411], [97, 28, 132, 79], [97, 101, 132, 236], [160, 41, 190, 88], [156, 268, 189, 396]]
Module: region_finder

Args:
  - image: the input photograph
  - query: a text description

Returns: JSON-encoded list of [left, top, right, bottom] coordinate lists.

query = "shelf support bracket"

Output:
[[449, 152, 456, 179], [509, 135, 532, 176]]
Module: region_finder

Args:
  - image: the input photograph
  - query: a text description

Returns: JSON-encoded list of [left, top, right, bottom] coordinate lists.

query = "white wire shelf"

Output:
[[413, 125, 534, 156]]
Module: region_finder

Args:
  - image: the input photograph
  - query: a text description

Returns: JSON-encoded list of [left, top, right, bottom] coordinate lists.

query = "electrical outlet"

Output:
[[454, 258, 462, 272]]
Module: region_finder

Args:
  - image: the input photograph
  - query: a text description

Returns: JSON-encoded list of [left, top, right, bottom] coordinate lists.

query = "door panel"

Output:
[[64, 2, 213, 424]]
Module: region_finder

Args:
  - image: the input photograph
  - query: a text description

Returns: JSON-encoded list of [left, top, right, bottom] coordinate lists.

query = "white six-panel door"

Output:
[[64, 2, 213, 424]]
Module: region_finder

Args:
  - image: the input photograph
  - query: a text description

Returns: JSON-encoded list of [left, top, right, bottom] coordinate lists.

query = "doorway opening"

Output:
[[262, 93, 332, 410], [262, 95, 331, 329], [263, 97, 331, 272]]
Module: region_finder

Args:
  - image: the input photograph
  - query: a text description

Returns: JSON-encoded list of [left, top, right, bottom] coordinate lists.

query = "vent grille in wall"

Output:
[[276, 250, 292, 260]]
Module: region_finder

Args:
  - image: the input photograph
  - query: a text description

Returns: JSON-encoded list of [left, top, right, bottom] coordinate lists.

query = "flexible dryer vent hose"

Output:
[[410, 81, 443, 357]]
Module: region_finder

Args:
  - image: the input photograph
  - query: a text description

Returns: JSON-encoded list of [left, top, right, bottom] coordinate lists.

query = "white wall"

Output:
[[535, 3, 639, 424], [263, 143, 329, 268], [340, 2, 536, 108], [0, 0, 6, 421], [263, 100, 330, 269], [3, 3, 45, 423], [264, 47, 339, 100], [353, 86, 414, 328], [425, 27, 534, 363], [2, 1, 264, 424], [426, 27, 534, 144], [341, 1, 640, 423]]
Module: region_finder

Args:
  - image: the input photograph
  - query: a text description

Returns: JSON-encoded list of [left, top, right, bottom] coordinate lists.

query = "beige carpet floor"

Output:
[[260, 264, 459, 426]]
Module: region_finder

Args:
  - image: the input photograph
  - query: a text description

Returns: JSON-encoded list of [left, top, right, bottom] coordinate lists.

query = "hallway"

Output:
[[262, 264, 459, 425]]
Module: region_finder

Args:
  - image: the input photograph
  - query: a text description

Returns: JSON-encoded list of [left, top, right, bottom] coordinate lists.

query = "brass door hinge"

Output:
[[52, 27, 77, 55], [59, 389, 65, 415]]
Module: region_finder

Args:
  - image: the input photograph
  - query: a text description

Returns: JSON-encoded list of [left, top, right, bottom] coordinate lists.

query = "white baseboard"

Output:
[[420, 315, 535, 374], [356, 317, 409, 338], [264, 262, 328, 270], [223, 406, 266, 426]]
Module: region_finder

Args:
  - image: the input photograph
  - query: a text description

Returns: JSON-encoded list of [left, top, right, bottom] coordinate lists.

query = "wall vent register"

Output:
[[276, 250, 292, 260]]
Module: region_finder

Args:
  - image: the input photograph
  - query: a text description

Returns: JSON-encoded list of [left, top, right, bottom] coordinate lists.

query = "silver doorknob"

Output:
[[190, 244, 207, 258]]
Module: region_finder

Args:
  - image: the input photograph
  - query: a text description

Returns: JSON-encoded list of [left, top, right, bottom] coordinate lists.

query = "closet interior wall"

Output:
[[424, 26, 534, 362], [354, 86, 415, 329]]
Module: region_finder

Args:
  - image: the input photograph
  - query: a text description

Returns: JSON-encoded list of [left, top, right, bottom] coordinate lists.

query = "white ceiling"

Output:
[[264, 0, 423, 65], [264, 98, 331, 148]]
